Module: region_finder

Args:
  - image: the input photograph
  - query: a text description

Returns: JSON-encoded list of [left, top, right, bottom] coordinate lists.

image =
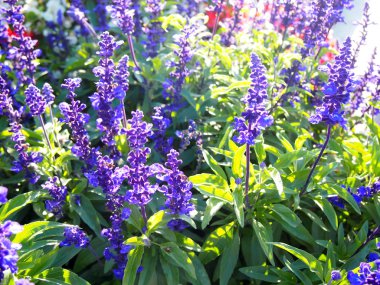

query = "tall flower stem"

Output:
[[211, 12, 221, 39], [351, 226, 380, 257], [245, 142, 251, 207], [127, 35, 140, 70], [49, 108, 60, 148], [39, 115, 52, 150], [301, 125, 332, 195], [120, 100, 128, 129], [141, 206, 147, 225]]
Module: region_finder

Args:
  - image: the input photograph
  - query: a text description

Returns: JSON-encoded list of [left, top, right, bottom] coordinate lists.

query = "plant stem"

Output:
[[141, 206, 147, 225], [127, 35, 141, 71], [351, 225, 380, 257], [39, 115, 52, 150], [301, 124, 332, 195], [49, 108, 60, 148], [211, 12, 221, 39], [120, 99, 128, 129], [245, 143, 251, 207]]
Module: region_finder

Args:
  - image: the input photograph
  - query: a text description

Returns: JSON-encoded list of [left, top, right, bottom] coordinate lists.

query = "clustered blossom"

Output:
[[67, 0, 96, 37], [60, 78, 96, 169], [177, 0, 200, 16], [329, 182, 380, 209], [222, 0, 244, 46], [233, 53, 273, 145], [144, 0, 165, 58], [131, 0, 142, 38], [309, 38, 355, 128], [300, 0, 332, 58], [0, 186, 8, 204], [0, 220, 23, 281], [4, 0, 40, 85], [124, 110, 158, 206], [45, 11, 70, 56], [331, 270, 341, 281], [350, 48, 376, 113], [0, 76, 42, 183], [151, 106, 173, 156], [90, 32, 125, 157], [279, 60, 306, 107], [176, 120, 203, 169], [94, 0, 109, 32], [25, 84, 46, 116], [347, 262, 380, 285], [110, 0, 135, 35], [59, 226, 89, 248], [351, 2, 370, 68], [41, 83, 55, 106], [162, 26, 194, 110], [161, 150, 194, 231], [42, 177, 67, 217]]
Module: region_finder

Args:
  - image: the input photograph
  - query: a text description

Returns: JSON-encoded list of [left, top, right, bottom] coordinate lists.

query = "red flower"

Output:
[[206, 5, 234, 29]]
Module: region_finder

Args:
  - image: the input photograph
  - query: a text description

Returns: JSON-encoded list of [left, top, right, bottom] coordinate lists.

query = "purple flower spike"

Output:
[[0, 186, 8, 203], [233, 53, 273, 146], [309, 38, 356, 128], [42, 177, 67, 217], [161, 149, 194, 231], [60, 226, 89, 248], [0, 221, 23, 280], [25, 84, 46, 116]]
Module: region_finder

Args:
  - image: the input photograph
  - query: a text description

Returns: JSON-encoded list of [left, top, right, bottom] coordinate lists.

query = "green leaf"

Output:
[[146, 210, 168, 236], [271, 242, 324, 280], [124, 236, 147, 247], [252, 219, 274, 265], [233, 187, 244, 227], [175, 233, 202, 252], [202, 198, 225, 229], [232, 145, 246, 178], [33, 267, 90, 285], [314, 199, 338, 230], [274, 150, 307, 169], [203, 149, 227, 180], [122, 246, 144, 285], [219, 230, 240, 285], [160, 242, 196, 279], [254, 139, 266, 164], [277, 133, 294, 152], [189, 174, 233, 203], [283, 256, 313, 285], [267, 166, 284, 198], [199, 221, 235, 264], [160, 255, 179, 285], [270, 204, 301, 228], [300, 208, 328, 231], [138, 248, 157, 285], [12, 221, 66, 244], [72, 194, 102, 236], [0, 191, 43, 221], [326, 184, 361, 215], [211, 80, 251, 97], [239, 266, 281, 283]]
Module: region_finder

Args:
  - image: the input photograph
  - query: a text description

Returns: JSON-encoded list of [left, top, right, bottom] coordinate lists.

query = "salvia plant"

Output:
[[0, 0, 380, 284]]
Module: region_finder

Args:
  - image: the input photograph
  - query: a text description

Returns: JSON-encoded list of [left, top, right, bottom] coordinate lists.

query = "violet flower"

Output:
[[4, 0, 40, 85], [162, 26, 194, 111], [151, 106, 173, 156], [110, 0, 140, 69], [0, 76, 42, 184], [60, 78, 97, 170], [347, 262, 380, 285], [25, 84, 52, 150], [124, 110, 158, 208], [42, 176, 67, 217], [60, 226, 89, 248], [0, 221, 23, 281], [233, 52, 273, 206], [161, 149, 194, 231], [90, 32, 125, 157], [67, 0, 97, 38], [144, 0, 165, 58]]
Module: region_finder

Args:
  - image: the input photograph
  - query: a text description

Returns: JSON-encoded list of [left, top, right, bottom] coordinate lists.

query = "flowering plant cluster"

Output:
[[0, 0, 379, 284]]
